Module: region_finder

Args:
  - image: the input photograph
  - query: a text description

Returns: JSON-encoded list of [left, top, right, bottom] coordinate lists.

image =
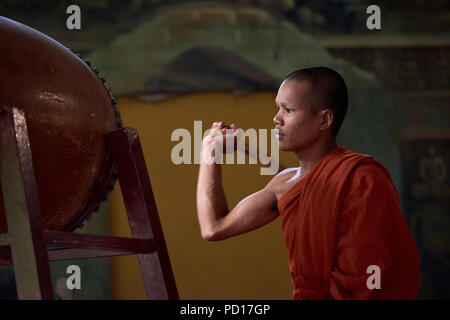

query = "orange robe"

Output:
[[278, 145, 420, 299]]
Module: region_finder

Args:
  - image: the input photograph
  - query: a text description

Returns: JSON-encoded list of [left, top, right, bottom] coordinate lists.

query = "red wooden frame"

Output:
[[0, 106, 178, 300]]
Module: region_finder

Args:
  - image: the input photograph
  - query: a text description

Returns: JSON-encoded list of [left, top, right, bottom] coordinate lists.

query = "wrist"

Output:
[[201, 137, 218, 165]]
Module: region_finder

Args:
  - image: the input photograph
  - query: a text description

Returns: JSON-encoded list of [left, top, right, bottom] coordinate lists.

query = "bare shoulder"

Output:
[[274, 167, 300, 181], [265, 167, 300, 196]]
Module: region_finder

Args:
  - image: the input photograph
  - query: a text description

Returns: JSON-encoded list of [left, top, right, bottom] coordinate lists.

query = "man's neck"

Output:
[[294, 138, 337, 177]]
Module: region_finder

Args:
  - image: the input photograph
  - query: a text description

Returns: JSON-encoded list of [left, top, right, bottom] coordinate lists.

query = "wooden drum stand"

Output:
[[0, 106, 178, 300]]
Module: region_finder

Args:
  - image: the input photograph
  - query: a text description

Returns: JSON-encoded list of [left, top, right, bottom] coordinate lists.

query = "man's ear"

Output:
[[320, 109, 333, 131]]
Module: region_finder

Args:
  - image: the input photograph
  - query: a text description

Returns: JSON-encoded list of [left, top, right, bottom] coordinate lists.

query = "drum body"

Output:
[[0, 17, 121, 240]]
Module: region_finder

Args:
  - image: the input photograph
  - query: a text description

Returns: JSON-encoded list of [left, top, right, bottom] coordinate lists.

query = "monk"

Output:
[[196, 67, 420, 299]]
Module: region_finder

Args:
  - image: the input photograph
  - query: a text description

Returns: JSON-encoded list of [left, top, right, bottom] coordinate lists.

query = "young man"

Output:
[[196, 67, 420, 299]]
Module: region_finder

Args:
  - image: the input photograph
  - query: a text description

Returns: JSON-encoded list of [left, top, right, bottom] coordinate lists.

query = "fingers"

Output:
[[212, 121, 225, 135], [212, 121, 225, 129], [211, 121, 238, 131]]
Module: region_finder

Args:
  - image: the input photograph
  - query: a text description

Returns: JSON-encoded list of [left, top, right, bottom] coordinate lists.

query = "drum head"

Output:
[[0, 17, 122, 238]]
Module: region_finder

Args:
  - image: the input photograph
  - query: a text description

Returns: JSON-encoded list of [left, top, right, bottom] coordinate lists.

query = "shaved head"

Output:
[[284, 67, 348, 136]]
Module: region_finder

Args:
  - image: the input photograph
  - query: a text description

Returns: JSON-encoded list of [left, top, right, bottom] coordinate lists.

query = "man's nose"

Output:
[[273, 111, 283, 126]]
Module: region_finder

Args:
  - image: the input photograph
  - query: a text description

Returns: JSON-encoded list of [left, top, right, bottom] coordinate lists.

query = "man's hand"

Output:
[[202, 121, 239, 164]]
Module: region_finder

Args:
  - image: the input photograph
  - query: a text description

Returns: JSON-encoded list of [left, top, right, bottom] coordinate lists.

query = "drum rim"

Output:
[[62, 53, 123, 231]]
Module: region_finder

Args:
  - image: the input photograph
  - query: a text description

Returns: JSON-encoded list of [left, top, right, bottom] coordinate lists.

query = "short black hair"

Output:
[[284, 67, 348, 136]]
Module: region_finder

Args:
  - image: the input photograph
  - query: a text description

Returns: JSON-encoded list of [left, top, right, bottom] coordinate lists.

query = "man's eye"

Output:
[[286, 108, 292, 113]]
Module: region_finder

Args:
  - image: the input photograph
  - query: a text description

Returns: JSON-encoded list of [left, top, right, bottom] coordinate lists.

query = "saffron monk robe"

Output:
[[196, 67, 420, 300]]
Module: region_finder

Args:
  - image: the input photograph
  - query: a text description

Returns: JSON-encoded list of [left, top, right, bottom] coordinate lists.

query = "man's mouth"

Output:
[[275, 127, 284, 136], [275, 130, 285, 139]]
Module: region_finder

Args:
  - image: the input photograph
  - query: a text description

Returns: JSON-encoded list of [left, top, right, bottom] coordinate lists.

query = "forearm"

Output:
[[196, 158, 229, 239]]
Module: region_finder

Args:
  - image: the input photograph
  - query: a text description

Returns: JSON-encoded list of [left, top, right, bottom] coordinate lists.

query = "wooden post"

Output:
[[107, 128, 179, 300], [0, 106, 54, 300]]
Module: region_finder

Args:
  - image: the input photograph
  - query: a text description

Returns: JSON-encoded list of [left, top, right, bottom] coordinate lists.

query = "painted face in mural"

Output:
[[273, 79, 327, 152]]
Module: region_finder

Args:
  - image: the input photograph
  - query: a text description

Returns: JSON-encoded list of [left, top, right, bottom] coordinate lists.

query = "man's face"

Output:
[[273, 80, 323, 152]]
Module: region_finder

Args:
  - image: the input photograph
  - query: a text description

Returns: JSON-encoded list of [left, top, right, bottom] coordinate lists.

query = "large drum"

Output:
[[0, 17, 122, 239]]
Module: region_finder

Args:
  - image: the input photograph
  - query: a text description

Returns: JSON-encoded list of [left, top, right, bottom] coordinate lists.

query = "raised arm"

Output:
[[196, 122, 279, 241]]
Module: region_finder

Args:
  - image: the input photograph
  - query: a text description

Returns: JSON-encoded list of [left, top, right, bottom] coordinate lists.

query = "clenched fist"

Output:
[[202, 121, 240, 164]]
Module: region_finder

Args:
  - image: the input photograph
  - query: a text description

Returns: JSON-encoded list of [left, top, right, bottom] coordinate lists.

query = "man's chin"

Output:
[[278, 143, 291, 152]]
